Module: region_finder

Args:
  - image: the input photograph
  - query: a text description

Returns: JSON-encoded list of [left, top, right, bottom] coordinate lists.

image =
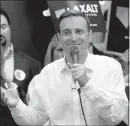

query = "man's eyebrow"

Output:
[[62, 28, 70, 32], [75, 28, 84, 30]]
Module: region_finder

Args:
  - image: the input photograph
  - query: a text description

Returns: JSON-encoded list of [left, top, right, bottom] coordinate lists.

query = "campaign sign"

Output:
[[47, 0, 106, 32]]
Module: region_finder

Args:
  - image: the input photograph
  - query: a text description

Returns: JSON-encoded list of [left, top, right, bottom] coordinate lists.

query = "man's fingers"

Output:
[[72, 68, 78, 72], [71, 66, 83, 72], [72, 71, 82, 79], [72, 73, 82, 82], [72, 64, 81, 68], [6, 81, 12, 88], [72, 67, 92, 74], [74, 74, 80, 80], [1, 86, 6, 93], [1, 89, 5, 99], [86, 68, 92, 73], [72, 64, 92, 71], [0, 86, 8, 104], [6, 82, 18, 89], [67, 62, 73, 69], [4, 97, 8, 104]]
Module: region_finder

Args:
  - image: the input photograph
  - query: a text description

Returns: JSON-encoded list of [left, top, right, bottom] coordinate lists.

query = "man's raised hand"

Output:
[[1, 82, 19, 108]]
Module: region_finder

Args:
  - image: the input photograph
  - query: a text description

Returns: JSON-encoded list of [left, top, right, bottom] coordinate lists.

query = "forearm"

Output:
[[104, 50, 122, 57], [82, 85, 128, 125], [9, 98, 48, 125]]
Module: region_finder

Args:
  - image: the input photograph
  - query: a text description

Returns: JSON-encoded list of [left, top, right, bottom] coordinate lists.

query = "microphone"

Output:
[[70, 45, 80, 90], [70, 46, 88, 125], [70, 45, 79, 64]]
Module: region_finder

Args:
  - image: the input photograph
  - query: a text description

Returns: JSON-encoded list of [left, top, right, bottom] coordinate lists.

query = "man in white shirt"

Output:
[[1, 10, 128, 125]]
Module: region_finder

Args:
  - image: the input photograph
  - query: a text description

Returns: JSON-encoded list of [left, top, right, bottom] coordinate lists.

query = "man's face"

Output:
[[59, 16, 91, 62], [0, 14, 11, 49]]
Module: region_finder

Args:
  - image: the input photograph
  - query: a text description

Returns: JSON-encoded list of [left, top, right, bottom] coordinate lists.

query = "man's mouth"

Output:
[[65, 39, 83, 46], [0, 35, 6, 47]]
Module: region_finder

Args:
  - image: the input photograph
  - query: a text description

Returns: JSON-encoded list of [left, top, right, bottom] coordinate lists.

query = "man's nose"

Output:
[[71, 32, 77, 43], [0, 30, 4, 36]]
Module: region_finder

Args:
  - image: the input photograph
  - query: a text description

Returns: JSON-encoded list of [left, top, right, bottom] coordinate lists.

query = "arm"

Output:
[[9, 74, 49, 125], [82, 63, 128, 125], [104, 50, 123, 57], [92, 43, 124, 58]]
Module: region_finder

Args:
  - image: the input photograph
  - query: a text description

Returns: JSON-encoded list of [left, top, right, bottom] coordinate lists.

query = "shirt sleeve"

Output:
[[9, 73, 49, 125], [82, 63, 128, 125]]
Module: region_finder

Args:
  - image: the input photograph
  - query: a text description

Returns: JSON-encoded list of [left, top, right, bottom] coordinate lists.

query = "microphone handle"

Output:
[[73, 54, 78, 64], [70, 49, 88, 125], [71, 52, 80, 88]]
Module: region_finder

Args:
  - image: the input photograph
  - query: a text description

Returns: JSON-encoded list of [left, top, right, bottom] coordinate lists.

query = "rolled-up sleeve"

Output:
[[82, 63, 128, 125], [9, 73, 49, 125]]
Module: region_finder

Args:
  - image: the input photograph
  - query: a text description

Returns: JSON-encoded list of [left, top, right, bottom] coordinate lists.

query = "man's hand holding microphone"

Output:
[[67, 45, 91, 87]]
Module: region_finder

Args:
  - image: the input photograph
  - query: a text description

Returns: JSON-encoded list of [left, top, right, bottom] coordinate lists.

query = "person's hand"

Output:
[[124, 74, 130, 84], [1, 82, 19, 108], [67, 63, 92, 87], [120, 49, 129, 63]]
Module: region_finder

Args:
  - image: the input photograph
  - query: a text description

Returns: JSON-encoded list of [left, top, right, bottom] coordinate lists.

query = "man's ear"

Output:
[[56, 33, 60, 41], [57, 32, 62, 42], [56, 33, 63, 47], [89, 29, 92, 43]]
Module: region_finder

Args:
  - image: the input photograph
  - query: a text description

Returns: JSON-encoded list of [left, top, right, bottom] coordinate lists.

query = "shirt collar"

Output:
[[61, 56, 70, 73], [6, 43, 14, 58]]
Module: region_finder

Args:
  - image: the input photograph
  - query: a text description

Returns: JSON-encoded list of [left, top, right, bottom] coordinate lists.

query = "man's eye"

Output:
[[1, 24, 7, 29], [76, 30, 84, 34], [57, 48, 63, 52], [63, 31, 70, 36]]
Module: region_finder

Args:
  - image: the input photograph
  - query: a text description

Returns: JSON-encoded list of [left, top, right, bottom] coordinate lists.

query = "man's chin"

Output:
[[1, 42, 10, 53], [1, 41, 6, 47], [0, 37, 7, 47]]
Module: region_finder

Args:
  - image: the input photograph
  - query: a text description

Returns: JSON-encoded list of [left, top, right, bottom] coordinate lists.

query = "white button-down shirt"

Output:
[[1, 44, 14, 84], [10, 53, 128, 125]]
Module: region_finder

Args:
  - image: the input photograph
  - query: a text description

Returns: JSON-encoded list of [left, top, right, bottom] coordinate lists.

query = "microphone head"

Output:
[[70, 45, 79, 64]]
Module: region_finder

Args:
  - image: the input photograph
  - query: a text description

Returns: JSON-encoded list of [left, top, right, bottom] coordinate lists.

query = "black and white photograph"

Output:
[[0, 0, 129, 126]]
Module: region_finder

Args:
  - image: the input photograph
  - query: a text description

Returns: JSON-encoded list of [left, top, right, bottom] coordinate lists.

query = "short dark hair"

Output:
[[0, 8, 11, 25], [58, 10, 91, 32]]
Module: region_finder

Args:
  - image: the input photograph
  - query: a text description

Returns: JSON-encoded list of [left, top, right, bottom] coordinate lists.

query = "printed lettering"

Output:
[[79, 4, 87, 13]]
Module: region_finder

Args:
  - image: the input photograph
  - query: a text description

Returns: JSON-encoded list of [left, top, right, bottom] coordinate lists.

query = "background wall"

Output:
[[1, 0, 55, 63], [107, 0, 129, 52]]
